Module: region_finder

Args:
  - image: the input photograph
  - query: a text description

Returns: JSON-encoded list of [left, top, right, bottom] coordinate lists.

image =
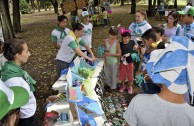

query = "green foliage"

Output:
[[20, 0, 31, 14]]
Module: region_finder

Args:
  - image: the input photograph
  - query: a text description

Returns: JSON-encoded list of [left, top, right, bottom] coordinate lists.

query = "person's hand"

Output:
[[92, 55, 97, 61], [88, 57, 96, 62]]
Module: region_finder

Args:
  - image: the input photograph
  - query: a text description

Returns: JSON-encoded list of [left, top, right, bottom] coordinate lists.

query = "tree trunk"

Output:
[[0, 0, 15, 39], [131, 0, 136, 14], [94, 0, 99, 6], [30, 0, 36, 13], [71, 10, 78, 27], [12, 0, 21, 33], [37, 0, 41, 12], [70, 0, 78, 27], [157, 0, 161, 6], [0, 14, 5, 41], [50, 0, 58, 14], [174, 0, 177, 8], [121, 0, 124, 6], [147, 0, 156, 17], [45, 3, 47, 11]]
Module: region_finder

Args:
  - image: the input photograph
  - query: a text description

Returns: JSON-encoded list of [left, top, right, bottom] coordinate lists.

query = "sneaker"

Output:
[[119, 85, 126, 93], [128, 86, 133, 94]]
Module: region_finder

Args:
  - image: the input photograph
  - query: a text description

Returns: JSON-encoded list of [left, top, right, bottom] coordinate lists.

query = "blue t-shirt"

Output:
[[180, 22, 194, 41], [141, 50, 151, 71]]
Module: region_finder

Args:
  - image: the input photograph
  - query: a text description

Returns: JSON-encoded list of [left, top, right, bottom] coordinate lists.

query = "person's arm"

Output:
[[84, 44, 96, 60], [175, 25, 181, 36], [133, 43, 138, 52], [68, 40, 94, 61], [124, 123, 130, 126], [53, 43, 60, 49], [74, 48, 94, 61], [105, 42, 121, 57], [80, 39, 96, 60], [51, 31, 60, 49]]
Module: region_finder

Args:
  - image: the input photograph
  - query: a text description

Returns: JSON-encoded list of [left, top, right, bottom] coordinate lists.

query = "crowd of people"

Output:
[[0, 2, 194, 126]]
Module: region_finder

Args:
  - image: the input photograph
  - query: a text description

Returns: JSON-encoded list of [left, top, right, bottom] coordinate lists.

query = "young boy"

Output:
[[80, 11, 93, 55], [136, 29, 160, 94], [177, 6, 194, 41], [124, 36, 194, 126], [152, 26, 164, 43]]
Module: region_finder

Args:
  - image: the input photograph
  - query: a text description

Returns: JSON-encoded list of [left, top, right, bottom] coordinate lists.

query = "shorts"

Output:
[[119, 63, 134, 82]]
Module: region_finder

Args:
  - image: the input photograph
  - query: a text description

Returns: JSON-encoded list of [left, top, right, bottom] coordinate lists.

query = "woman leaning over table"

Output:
[[55, 23, 96, 78]]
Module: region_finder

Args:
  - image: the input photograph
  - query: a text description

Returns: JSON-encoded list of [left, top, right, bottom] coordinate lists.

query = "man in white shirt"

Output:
[[124, 36, 194, 126]]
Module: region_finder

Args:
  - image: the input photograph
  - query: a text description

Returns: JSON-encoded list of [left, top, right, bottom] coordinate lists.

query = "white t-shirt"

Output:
[[129, 22, 152, 43], [51, 27, 70, 46], [4, 77, 37, 119], [56, 35, 86, 63], [123, 94, 194, 126], [80, 23, 92, 50]]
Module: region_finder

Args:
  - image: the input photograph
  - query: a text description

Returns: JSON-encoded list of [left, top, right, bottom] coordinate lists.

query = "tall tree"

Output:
[[147, 0, 157, 17], [13, 0, 21, 32], [121, 0, 124, 6], [0, 0, 15, 39], [37, 0, 41, 12], [71, 0, 78, 27], [50, 0, 58, 14], [30, 0, 36, 13], [131, 0, 136, 14], [174, 0, 177, 8]]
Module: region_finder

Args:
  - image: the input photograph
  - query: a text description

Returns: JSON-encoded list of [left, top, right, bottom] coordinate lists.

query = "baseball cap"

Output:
[[146, 36, 194, 96], [177, 6, 194, 16], [82, 11, 89, 17], [0, 79, 29, 120]]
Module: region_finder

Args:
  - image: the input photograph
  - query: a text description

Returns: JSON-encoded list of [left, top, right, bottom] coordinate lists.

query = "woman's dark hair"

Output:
[[82, 7, 88, 11], [142, 29, 157, 42], [121, 32, 131, 38], [167, 11, 179, 26], [109, 26, 119, 36], [72, 23, 84, 32], [58, 15, 68, 22], [3, 39, 25, 60], [152, 26, 165, 36]]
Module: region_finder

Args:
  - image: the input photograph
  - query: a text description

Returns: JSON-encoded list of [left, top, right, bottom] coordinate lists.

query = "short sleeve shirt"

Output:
[[80, 23, 93, 50], [56, 35, 86, 63], [51, 26, 70, 46], [123, 94, 194, 126], [4, 77, 36, 118]]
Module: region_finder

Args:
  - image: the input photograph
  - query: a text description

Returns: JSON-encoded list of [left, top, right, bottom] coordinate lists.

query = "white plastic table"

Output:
[[50, 58, 107, 126]]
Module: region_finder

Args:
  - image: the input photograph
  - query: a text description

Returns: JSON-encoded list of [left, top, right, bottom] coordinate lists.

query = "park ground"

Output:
[[16, 4, 175, 125]]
